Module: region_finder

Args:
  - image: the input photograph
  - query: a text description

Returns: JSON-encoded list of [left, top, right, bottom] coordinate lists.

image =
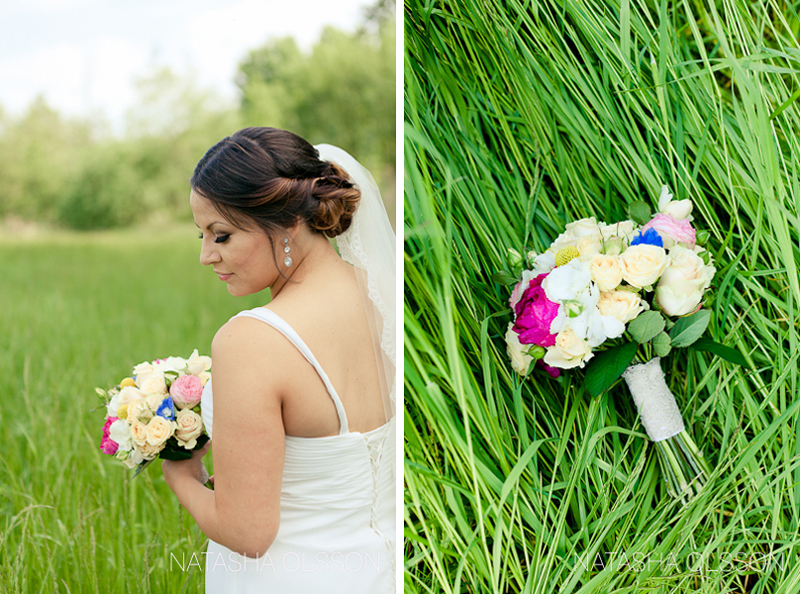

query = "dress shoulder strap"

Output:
[[234, 307, 349, 435]]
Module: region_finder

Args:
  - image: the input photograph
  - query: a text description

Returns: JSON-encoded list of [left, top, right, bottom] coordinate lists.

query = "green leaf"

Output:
[[627, 311, 666, 343], [691, 337, 748, 367], [669, 309, 711, 347], [628, 201, 652, 225], [652, 332, 672, 357], [491, 270, 520, 286], [584, 342, 639, 398]]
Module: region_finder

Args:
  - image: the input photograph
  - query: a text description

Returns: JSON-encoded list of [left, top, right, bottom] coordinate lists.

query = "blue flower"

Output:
[[630, 228, 664, 248], [157, 396, 175, 420]]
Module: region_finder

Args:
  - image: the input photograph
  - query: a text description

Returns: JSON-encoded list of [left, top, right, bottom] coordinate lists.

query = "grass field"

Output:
[[405, 1, 800, 593], [0, 225, 264, 593]]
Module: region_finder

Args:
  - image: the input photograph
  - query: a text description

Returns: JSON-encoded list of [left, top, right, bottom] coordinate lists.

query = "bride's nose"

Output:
[[199, 240, 221, 266]]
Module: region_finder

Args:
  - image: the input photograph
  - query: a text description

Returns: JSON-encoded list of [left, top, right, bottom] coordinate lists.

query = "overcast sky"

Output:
[[0, 0, 370, 126]]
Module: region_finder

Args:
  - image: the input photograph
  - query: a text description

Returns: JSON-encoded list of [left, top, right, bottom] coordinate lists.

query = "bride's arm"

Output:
[[163, 316, 286, 558]]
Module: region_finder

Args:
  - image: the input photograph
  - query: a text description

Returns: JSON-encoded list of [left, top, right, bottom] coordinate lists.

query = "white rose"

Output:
[[106, 391, 122, 418], [600, 220, 636, 243], [589, 255, 623, 292], [550, 217, 601, 251], [543, 328, 594, 369], [597, 290, 649, 324], [109, 420, 134, 452], [146, 416, 176, 447], [136, 369, 167, 396], [576, 234, 603, 260], [118, 386, 146, 405], [175, 409, 204, 449], [620, 245, 668, 289], [655, 246, 716, 316], [658, 185, 693, 221], [505, 323, 534, 376]]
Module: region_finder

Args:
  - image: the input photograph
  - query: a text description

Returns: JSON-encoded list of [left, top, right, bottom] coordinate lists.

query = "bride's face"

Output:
[[190, 190, 280, 297]]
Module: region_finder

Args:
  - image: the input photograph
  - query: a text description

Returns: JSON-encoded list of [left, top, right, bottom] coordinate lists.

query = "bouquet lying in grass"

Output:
[[97, 350, 211, 476], [501, 187, 744, 501]]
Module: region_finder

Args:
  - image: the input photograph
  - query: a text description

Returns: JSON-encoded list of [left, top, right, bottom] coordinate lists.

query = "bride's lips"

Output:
[[215, 271, 233, 281]]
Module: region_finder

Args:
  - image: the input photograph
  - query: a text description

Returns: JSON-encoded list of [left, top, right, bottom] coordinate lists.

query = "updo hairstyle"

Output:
[[190, 127, 360, 238]]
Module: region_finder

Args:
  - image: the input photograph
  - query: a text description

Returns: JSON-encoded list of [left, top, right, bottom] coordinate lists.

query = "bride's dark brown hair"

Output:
[[190, 127, 360, 238]]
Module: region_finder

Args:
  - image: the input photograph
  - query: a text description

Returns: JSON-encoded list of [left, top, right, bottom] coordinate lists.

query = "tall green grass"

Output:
[[405, 1, 800, 592], [0, 226, 264, 593]]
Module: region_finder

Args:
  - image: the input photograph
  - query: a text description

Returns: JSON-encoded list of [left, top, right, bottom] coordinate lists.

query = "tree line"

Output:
[[0, 13, 394, 230]]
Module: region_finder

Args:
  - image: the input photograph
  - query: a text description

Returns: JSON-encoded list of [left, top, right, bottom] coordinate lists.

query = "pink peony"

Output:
[[512, 273, 560, 347], [538, 360, 561, 378], [100, 417, 119, 455], [170, 374, 204, 409], [642, 213, 696, 248]]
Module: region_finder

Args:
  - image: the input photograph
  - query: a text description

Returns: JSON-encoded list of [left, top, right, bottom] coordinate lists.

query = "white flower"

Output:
[[156, 356, 188, 375], [526, 251, 556, 276], [109, 420, 133, 452], [187, 349, 212, 373], [655, 246, 716, 316], [106, 392, 122, 418], [550, 218, 602, 252], [544, 328, 594, 369], [658, 185, 693, 221], [509, 269, 538, 311], [599, 220, 636, 244], [543, 259, 592, 302], [118, 386, 146, 405], [548, 274, 625, 348]]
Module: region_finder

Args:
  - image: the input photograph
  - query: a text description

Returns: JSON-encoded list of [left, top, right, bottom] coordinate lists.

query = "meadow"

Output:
[[405, 0, 800, 592], [0, 226, 265, 593]]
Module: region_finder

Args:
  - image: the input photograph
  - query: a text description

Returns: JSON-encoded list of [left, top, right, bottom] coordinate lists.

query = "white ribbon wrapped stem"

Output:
[[621, 357, 685, 442]]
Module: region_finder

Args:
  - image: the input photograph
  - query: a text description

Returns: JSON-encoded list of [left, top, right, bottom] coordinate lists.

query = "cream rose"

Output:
[[146, 416, 175, 447], [118, 386, 146, 405], [128, 447, 145, 465], [126, 400, 153, 424], [658, 185, 693, 221], [543, 328, 594, 369], [505, 323, 533, 375], [597, 290, 649, 324], [589, 255, 623, 292], [145, 393, 166, 412], [620, 244, 668, 289], [655, 246, 716, 316], [130, 421, 148, 447], [175, 409, 204, 449], [136, 369, 168, 396], [139, 441, 166, 460], [576, 234, 603, 260]]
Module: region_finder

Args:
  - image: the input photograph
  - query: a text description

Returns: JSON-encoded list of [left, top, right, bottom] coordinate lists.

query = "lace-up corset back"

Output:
[[201, 307, 395, 594]]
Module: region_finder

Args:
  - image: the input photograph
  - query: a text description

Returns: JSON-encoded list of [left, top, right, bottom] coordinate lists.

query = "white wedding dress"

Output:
[[201, 307, 396, 593]]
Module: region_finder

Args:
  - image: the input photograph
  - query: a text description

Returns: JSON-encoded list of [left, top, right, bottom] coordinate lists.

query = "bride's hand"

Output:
[[162, 442, 212, 490]]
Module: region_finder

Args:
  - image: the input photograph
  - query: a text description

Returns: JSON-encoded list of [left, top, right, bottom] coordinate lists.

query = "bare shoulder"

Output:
[[210, 314, 293, 401]]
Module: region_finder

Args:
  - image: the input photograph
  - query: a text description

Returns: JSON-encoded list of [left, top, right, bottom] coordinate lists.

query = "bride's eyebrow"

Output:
[[194, 222, 226, 230]]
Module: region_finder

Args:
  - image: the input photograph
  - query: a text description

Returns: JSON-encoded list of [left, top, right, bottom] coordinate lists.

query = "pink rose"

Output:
[[100, 417, 119, 455], [642, 213, 696, 248], [170, 374, 204, 409], [512, 273, 559, 347]]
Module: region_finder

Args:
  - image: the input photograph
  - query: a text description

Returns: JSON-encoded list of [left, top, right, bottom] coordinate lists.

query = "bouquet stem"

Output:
[[622, 358, 710, 503]]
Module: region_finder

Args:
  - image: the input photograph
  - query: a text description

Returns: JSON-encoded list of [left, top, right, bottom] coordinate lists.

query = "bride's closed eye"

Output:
[[197, 233, 231, 244]]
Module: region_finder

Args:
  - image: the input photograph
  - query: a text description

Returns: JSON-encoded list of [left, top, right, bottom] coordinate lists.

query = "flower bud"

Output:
[[696, 230, 710, 246], [527, 345, 546, 359]]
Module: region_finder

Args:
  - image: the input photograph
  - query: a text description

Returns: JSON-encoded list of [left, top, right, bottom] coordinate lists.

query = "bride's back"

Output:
[[260, 251, 387, 437]]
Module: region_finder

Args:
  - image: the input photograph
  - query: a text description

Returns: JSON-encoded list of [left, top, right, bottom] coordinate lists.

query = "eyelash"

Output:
[[198, 233, 230, 244]]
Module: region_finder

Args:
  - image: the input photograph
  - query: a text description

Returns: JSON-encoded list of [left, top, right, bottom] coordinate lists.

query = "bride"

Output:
[[161, 127, 396, 593]]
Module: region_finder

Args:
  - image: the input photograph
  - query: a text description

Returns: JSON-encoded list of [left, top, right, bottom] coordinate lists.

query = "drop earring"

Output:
[[283, 237, 292, 267]]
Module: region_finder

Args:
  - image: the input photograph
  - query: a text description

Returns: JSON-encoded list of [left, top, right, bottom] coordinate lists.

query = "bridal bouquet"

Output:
[[501, 187, 744, 501], [97, 350, 211, 476]]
